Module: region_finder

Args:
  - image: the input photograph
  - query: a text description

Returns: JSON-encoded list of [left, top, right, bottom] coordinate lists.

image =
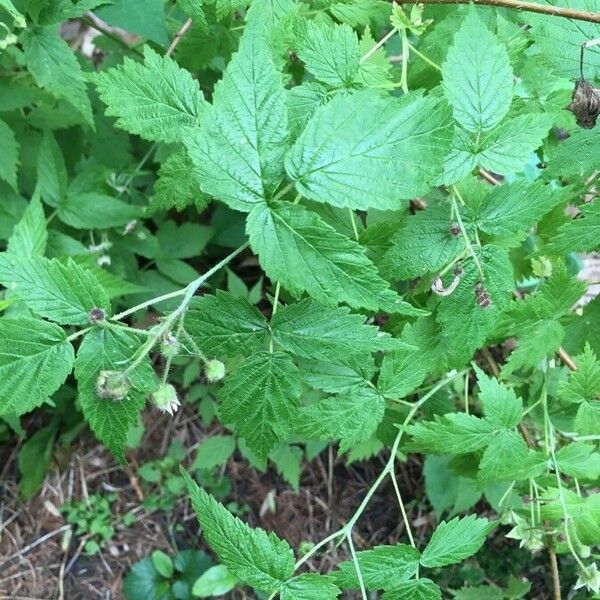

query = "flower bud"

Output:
[[96, 370, 130, 401], [160, 333, 180, 359], [150, 383, 180, 415], [205, 359, 225, 383]]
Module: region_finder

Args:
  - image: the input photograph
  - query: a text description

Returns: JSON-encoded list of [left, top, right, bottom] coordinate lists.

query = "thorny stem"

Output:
[[293, 370, 464, 571], [394, 0, 600, 24], [360, 27, 398, 63], [347, 531, 368, 600], [450, 190, 485, 280]]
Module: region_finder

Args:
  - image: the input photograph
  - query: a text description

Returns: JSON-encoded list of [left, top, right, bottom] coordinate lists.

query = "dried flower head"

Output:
[[449, 223, 461, 237], [89, 307, 106, 323], [567, 78, 600, 129], [150, 383, 181, 415], [475, 283, 492, 308], [96, 370, 130, 401], [160, 332, 180, 359]]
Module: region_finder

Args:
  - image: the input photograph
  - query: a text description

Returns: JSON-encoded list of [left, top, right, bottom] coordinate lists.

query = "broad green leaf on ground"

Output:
[[185, 26, 288, 212], [219, 351, 302, 459], [247, 201, 418, 314], [192, 565, 238, 598], [442, 10, 513, 132], [37, 130, 67, 206], [555, 442, 600, 479], [474, 365, 522, 428], [75, 327, 156, 462], [184, 472, 295, 593], [298, 355, 375, 394], [58, 193, 143, 229], [380, 202, 463, 280], [271, 298, 405, 361], [474, 180, 566, 237], [378, 318, 440, 399], [191, 435, 236, 471], [525, 0, 600, 79], [285, 89, 452, 209], [93, 46, 205, 143], [294, 387, 385, 453], [296, 20, 360, 86], [547, 202, 600, 254], [0, 256, 110, 325], [437, 245, 514, 364], [7, 195, 47, 257], [333, 544, 419, 590], [557, 344, 600, 435], [408, 412, 494, 455], [0, 118, 18, 190], [150, 151, 209, 213], [0, 319, 74, 416], [96, 0, 168, 44], [382, 579, 442, 600], [23, 26, 93, 126], [476, 114, 553, 175], [270, 443, 303, 491], [280, 574, 341, 600], [420, 515, 493, 567], [287, 81, 329, 138], [185, 291, 270, 356]]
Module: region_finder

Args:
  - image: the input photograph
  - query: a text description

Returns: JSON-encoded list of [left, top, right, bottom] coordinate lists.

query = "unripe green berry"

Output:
[[150, 383, 180, 415], [96, 370, 130, 401], [160, 333, 180, 359], [205, 359, 226, 383]]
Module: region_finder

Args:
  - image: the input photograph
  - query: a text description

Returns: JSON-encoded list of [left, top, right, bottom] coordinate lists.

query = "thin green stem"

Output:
[[360, 27, 397, 63], [346, 531, 368, 600], [272, 182, 293, 202], [65, 326, 93, 343], [294, 529, 345, 570], [400, 29, 410, 94], [464, 371, 469, 415], [270, 282, 281, 353], [450, 191, 484, 280], [390, 468, 416, 549], [349, 209, 360, 241], [408, 42, 442, 71]]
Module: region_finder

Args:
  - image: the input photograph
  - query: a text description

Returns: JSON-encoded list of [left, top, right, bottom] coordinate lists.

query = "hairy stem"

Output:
[[347, 531, 368, 600], [393, 0, 600, 24]]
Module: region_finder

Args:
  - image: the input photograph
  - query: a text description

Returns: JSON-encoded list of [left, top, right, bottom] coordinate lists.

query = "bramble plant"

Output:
[[1, 0, 600, 598]]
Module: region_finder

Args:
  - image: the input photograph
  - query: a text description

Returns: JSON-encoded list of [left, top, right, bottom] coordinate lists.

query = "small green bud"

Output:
[[160, 333, 180, 359], [96, 370, 130, 401], [205, 359, 226, 383], [150, 383, 180, 415]]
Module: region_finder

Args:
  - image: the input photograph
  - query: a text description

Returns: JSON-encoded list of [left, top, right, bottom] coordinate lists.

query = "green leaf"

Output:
[[0, 319, 74, 416], [409, 413, 494, 455], [191, 435, 236, 471], [58, 193, 143, 229], [271, 298, 403, 361], [219, 351, 302, 459], [0, 118, 19, 190], [0, 256, 110, 325], [555, 442, 600, 480], [356, 25, 393, 89], [297, 20, 360, 86], [474, 180, 565, 237], [270, 443, 303, 491], [286, 89, 452, 209], [23, 26, 93, 126], [298, 355, 375, 394], [478, 431, 534, 483], [475, 366, 522, 428], [381, 202, 463, 280], [151, 550, 174, 579], [442, 11, 512, 132], [543, 128, 600, 180], [151, 151, 209, 213], [18, 422, 58, 499], [547, 202, 600, 254], [295, 387, 385, 453], [93, 46, 205, 143], [185, 291, 270, 356], [476, 114, 553, 176], [192, 565, 238, 597], [7, 195, 47, 257], [122, 557, 170, 600], [96, 0, 168, 44], [247, 201, 416, 314], [75, 327, 156, 462], [382, 579, 442, 600], [420, 515, 492, 567], [542, 489, 600, 546], [185, 26, 288, 212], [287, 81, 329, 138], [37, 130, 67, 207], [333, 544, 419, 590], [184, 472, 295, 593], [280, 574, 341, 600]]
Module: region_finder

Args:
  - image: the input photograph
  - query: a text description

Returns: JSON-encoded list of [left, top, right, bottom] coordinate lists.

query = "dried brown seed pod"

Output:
[[475, 283, 492, 308], [567, 78, 600, 129], [449, 223, 461, 237]]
